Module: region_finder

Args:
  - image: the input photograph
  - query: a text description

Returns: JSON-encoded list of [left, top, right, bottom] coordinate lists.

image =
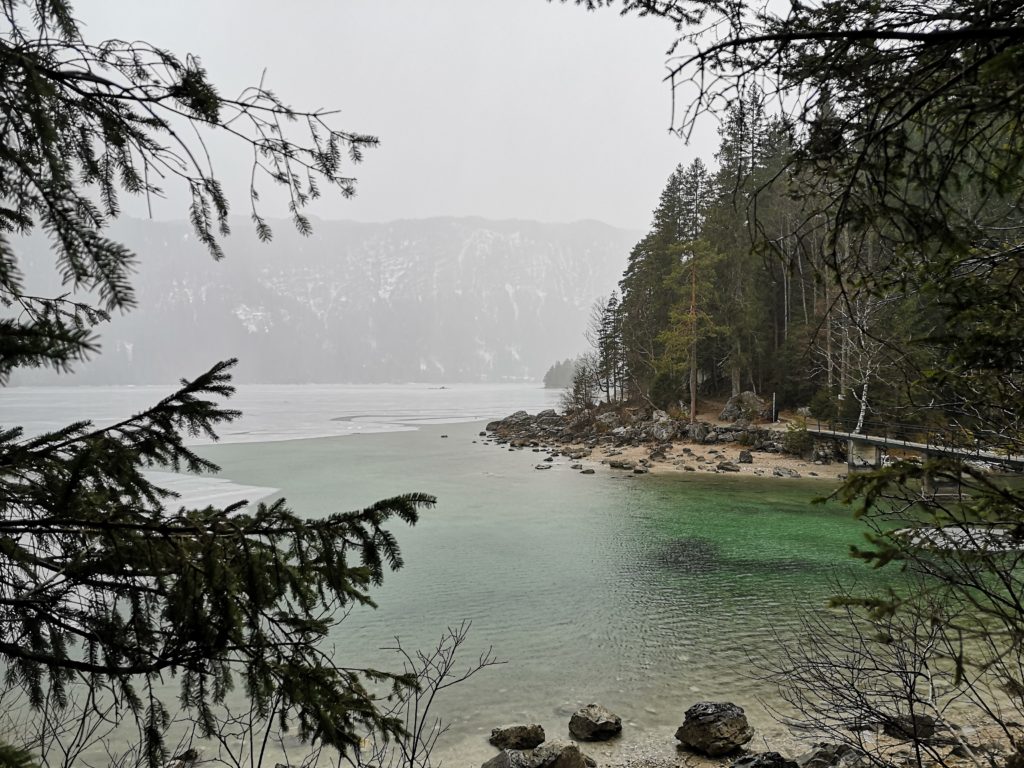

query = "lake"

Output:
[[1, 383, 886, 766]]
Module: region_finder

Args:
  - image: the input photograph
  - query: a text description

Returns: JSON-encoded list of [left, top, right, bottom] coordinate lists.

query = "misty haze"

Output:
[[3, 3, 1023, 768], [11, 217, 636, 385]]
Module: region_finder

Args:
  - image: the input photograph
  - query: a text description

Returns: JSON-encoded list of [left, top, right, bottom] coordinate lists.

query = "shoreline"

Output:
[[483, 408, 847, 484], [583, 441, 843, 482]]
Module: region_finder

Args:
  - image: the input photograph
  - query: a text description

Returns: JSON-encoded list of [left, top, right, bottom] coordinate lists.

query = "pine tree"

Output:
[[543, 358, 576, 388], [658, 243, 723, 418], [702, 89, 778, 396], [677, 159, 711, 242], [595, 293, 623, 402], [560, 353, 599, 415], [619, 162, 711, 400], [0, 3, 433, 765]]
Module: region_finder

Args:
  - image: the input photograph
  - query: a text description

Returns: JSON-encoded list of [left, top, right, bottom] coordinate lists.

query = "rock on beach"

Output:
[[490, 724, 546, 750], [482, 740, 589, 768], [675, 701, 755, 756], [569, 704, 623, 741]]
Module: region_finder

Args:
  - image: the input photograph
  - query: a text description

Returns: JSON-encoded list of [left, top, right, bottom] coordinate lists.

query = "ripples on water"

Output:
[[3, 384, 893, 764], [193, 420, 890, 765]]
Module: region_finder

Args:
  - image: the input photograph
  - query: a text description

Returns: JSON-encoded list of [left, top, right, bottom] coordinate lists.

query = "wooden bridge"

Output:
[[804, 423, 1024, 473]]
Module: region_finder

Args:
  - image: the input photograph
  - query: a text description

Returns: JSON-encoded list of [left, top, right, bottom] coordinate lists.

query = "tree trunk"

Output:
[[731, 350, 742, 397], [825, 281, 834, 391], [797, 252, 809, 325], [690, 257, 698, 422], [783, 268, 789, 342], [839, 325, 850, 399], [854, 378, 869, 434], [689, 344, 698, 423]]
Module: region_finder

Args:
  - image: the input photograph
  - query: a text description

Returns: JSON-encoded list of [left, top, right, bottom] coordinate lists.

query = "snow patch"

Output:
[[233, 304, 272, 334]]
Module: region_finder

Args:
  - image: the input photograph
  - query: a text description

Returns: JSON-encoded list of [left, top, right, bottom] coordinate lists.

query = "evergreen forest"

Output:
[[576, 84, 1019, 444]]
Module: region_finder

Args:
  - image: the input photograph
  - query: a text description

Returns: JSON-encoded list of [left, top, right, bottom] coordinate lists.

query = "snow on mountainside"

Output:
[[11, 217, 637, 384]]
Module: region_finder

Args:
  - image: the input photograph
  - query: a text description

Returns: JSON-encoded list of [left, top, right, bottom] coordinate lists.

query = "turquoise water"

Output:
[[195, 419, 887, 764]]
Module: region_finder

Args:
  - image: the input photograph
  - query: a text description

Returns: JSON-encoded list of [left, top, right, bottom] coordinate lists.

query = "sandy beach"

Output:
[[583, 439, 846, 481]]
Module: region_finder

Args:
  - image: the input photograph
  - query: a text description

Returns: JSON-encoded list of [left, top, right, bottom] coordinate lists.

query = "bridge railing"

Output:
[[805, 418, 1018, 461]]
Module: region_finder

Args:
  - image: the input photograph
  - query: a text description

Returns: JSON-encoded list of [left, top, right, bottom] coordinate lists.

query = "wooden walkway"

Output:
[[804, 425, 1024, 471]]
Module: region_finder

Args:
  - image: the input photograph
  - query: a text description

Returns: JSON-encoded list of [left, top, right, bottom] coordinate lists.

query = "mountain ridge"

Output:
[[11, 215, 639, 385]]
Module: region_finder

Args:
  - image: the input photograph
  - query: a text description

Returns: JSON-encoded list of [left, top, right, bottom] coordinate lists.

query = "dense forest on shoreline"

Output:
[[561, 88, 965, 440]]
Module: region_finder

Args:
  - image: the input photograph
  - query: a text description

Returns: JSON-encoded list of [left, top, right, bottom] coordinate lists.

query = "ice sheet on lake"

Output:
[[147, 471, 278, 510], [2, 383, 562, 445]]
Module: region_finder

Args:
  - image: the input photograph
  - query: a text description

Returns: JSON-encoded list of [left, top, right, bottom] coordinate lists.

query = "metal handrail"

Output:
[[804, 419, 1024, 467]]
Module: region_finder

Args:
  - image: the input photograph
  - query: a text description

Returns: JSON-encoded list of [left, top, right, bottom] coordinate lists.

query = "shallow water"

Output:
[[195, 419, 886, 765], [0, 383, 893, 765]]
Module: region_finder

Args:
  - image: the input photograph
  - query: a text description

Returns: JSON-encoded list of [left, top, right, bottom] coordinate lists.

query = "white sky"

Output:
[[76, 1, 718, 231]]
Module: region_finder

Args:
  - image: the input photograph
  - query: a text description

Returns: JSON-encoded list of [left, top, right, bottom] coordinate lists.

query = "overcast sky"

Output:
[[76, 1, 717, 231]]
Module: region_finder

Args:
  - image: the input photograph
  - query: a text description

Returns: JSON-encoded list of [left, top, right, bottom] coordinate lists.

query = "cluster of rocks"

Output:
[[485, 705, 622, 768], [481, 701, 995, 768], [486, 405, 788, 455], [479, 700, 913, 768], [482, 391, 849, 476]]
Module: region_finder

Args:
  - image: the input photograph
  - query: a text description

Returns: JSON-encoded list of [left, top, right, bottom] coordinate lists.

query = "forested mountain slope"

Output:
[[12, 217, 635, 384]]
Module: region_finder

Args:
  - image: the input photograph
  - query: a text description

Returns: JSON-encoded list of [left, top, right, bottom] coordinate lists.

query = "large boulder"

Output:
[[648, 422, 677, 442], [773, 467, 801, 478], [719, 392, 768, 423], [734, 753, 799, 768], [675, 702, 754, 756], [569, 704, 622, 741], [537, 410, 562, 429], [490, 724, 546, 750], [687, 422, 709, 443], [482, 740, 589, 768]]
